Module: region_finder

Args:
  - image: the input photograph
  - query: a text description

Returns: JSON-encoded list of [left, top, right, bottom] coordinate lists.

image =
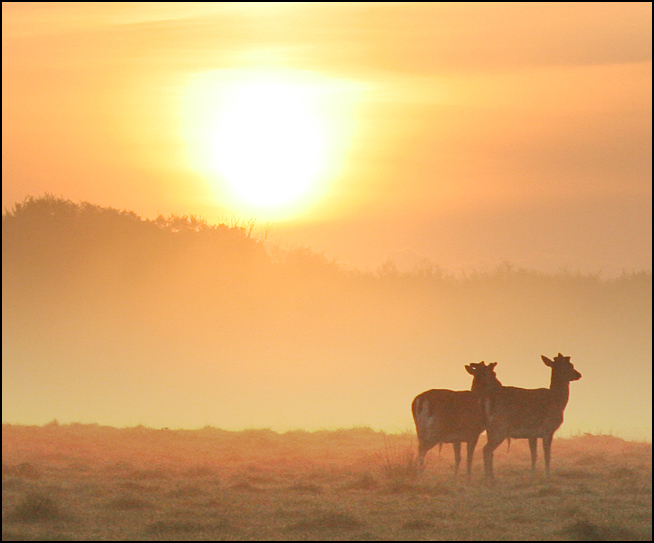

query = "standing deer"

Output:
[[412, 361, 501, 477], [466, 354, 581, 482]]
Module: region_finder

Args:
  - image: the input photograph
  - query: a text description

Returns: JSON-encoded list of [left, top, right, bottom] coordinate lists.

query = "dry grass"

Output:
[[2, 424, 651, 541], [381, 432, 420, 482]]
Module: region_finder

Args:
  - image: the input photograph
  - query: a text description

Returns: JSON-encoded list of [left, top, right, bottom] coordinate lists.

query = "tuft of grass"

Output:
[[167, 483, 206, 498], [383, 480, 453, 496], [6, 462, 42, 480], [573, 453, 609, 469], [286, 482, 323, 494], [563, 519, 650, 541], [103, 460, 132, 473], [608, 466, 640, 481], [6, 492, 70, 523], [230, 481, 263, 492], [530, 483, 561, 497], [145, 520, 202, 535], [401, 519, 434, 530], [118, 480, 150, 492], [2, 477, 24, 491], [342, 472, 378, 491], [184, 464, 217, 477], [556, 468, 593, 480], [381, 435, 419, 482], [106, 495, 153, 510], [287, 511, 365, 532], [129, 468, 171, 480]]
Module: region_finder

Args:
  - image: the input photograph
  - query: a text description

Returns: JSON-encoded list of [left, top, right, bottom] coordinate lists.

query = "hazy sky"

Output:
[[2, 3, 652, 440], [3, 1, 652, 275]]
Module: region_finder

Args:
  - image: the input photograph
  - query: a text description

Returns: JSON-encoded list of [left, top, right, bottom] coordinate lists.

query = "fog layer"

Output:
[[3, 196, 651, 439]]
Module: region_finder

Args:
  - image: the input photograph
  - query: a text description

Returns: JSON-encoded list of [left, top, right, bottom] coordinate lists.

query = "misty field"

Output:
[[2, 424, 651, 541]]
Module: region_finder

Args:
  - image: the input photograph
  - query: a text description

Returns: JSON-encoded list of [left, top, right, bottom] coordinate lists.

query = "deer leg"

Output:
[[466, 435, 479, 480], [484, 438, 499, 482], [453, 441, 462, 476], [483, 435, 503, 483], [416, 441, 429, 474], [543, 434, 553, 476], [528, 438, 538, 472], [483, 443, 493, 483]]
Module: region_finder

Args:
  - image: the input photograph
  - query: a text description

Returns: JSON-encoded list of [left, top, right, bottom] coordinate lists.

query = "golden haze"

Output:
[[2, 197, 651, 440], [2, 3, 652, 440]]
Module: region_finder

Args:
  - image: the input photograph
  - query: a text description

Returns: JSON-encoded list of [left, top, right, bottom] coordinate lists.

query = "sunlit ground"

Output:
[[2, 424, 651, 541]]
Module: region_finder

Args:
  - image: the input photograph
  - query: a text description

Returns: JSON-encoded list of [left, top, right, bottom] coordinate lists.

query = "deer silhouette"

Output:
[[412, 361, 500, 477], [466, 354, 581, 482]]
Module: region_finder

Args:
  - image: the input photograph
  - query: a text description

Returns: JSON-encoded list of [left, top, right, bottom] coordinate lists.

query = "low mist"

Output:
[[2, 196, 651, 439]]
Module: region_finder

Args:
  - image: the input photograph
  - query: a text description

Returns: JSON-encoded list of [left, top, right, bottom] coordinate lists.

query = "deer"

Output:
[[466, 354, 582, 482], [411, 361, 501, 477]]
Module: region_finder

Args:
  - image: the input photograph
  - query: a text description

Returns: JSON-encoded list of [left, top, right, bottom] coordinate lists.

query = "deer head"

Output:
[[541, 353, 582, 383], [465, 361, 502, 395]]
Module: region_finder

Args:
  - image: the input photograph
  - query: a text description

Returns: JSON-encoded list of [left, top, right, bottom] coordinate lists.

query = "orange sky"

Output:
[[2, 3, 652, 440], [3, 2, 651, 275]]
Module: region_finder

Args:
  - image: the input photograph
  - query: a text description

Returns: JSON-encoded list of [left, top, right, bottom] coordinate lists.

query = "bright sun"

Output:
[[183, 69, 354, 219]]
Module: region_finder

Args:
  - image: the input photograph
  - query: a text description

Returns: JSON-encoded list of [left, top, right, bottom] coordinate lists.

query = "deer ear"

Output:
[[542, 355, 553, 366], [489, 362, 497, 370], [465, 364, 474, 375]]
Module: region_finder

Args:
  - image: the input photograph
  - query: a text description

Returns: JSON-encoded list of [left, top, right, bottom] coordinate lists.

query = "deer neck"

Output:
[[472, 377, 502, 398], [549, 374, 571, 409]]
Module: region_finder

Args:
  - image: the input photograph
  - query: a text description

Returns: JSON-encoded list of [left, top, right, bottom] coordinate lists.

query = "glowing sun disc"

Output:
[[183, 69, 350, 217], [209, 79, 326, 207]]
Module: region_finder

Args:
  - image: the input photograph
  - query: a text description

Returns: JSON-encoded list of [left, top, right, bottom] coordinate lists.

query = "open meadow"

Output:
[[3, 5, 651, 542], [2, 424, 651, 541]]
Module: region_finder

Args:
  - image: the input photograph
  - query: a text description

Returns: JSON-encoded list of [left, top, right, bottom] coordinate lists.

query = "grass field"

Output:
[[2, 424, 651, 541]]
